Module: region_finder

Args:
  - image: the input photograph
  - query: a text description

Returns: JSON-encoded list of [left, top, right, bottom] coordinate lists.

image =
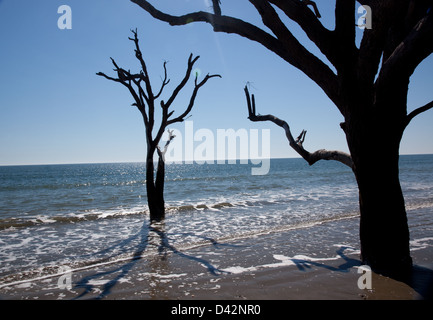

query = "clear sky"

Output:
[[0, 0, 432, 165]]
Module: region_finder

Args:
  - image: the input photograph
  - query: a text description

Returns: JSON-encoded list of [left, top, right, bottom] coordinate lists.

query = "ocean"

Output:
[[1, 155, 433, 288]]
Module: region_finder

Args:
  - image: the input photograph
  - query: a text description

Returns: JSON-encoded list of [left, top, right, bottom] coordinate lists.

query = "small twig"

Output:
[[155, 61, 170, 100], [295, 130, 307, 146]]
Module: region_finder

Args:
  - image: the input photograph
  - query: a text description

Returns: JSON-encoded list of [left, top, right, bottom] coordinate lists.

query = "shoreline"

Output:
[[1, 217, 432, 300]]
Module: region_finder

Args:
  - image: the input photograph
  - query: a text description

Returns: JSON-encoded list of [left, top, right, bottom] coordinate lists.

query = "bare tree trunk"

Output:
[[146, 153, 165, 222], [348, 124, 412, 277], [355, 156, 412, 278], [344, 81, 412, 277]]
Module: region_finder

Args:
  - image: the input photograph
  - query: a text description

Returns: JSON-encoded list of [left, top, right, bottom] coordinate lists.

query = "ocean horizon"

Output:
[[2, 153, 432, 167]]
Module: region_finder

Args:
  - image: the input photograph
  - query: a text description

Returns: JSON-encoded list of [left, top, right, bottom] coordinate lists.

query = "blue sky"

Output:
[[0, 0, 432, 165]]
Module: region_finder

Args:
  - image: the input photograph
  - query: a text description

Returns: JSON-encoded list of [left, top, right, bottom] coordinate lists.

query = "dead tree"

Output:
[[97, 29, 220, 222], [131, 0, 433, 277]]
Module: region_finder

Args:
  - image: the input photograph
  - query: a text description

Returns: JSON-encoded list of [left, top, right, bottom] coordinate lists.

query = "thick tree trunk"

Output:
[[353, 146, 412, 278], [146, 154, 165, 222], [345, 98, 412, 278]]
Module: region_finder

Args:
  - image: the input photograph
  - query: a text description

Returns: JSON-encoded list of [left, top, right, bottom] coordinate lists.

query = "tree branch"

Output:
[[131, 0, 341, 108], [129, 29, 153, 97], [405, 100, 433, 128], [250, 0, 333, 72], [268, 0, 335, 64], [211, 0, 221, 16], [96, 66, 150, 127], [357, 2, 398, 87], [157, 129, 176, 160], [96, 71, 122, 84], [334, 0, 357, 70], [164, 53, 199, 110], [128, 29, 156, 130], [245, 86, 353, 168], [131, 0, 277, 45], [167, 73, 221, 126], [377, 10, 433, 88], [154, 60, 170, 100], [154, 71, 220, 157], [249, 0, 340, 108]]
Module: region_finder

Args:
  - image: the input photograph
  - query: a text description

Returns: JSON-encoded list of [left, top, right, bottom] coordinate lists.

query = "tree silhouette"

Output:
[[97, 29, 220, 222], [131, 0, 433, 278]]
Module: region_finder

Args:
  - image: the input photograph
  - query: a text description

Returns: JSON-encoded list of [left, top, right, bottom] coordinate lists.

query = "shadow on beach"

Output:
[[69, 219, 433, 300], [288, 246, 433, 300], [71, 220, 233, 300], [291, 245, 361, 272], [406, 265, 433, 300]]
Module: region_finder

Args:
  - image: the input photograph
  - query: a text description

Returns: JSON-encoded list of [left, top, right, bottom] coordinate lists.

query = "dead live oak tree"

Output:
[[131, 0, 433, 278], [97, 29, 220, 222]]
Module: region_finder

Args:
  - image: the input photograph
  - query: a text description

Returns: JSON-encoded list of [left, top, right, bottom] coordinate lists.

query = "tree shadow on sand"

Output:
[[290, 246, 433, 300], [291, 246, 361, 272], [405, 265, 433, 300], [71, 226, 433, 300], [72, 220, 233, 299]]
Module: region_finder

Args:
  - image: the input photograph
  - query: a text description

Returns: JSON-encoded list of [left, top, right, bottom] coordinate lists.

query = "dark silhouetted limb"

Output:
[[405, 100, 433, 128], [212, 0, 221, 16], [244, 86, 353, 168]]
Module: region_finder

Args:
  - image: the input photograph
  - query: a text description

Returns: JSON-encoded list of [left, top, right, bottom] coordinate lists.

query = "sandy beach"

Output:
[[1, 216, 432, 301]]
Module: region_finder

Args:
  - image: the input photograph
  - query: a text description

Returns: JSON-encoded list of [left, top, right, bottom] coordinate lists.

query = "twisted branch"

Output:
[[245, 86, 353, 169]]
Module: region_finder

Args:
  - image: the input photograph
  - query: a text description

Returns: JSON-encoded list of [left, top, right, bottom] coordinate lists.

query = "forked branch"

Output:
[[245, 86, 353, 169]]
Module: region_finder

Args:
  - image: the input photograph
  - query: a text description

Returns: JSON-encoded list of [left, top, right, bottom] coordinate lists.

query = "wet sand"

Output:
[[1, 217, 432, 300]]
